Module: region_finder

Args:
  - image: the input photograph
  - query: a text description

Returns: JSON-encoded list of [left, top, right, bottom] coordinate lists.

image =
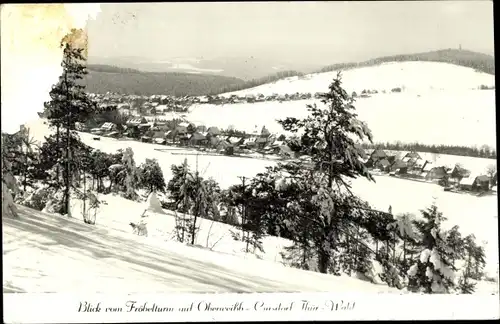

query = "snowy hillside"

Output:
[[188, 91, 495, 147], [222, 61, 495, 96], [3, 205, 399, 293], [185, 61, 496, 147]]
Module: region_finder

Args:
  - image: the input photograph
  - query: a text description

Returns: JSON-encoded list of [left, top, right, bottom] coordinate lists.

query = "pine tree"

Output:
[[121, 147, 140, 200], [386, 213, 417, 274], [2, 134, 19, 217], [138, 158, 166, 193], [276, 73, 375, 274], [407, 204, 456, 293], [168, 159, 196, 243], [43, 33, 97, 215], [445, 225, 464, 268], [190, 168, 206, 245]]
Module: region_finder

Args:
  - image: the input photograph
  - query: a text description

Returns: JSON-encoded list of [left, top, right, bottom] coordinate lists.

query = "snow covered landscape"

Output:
[[187, 62, 496, 147], [2, 2, 498, 305]]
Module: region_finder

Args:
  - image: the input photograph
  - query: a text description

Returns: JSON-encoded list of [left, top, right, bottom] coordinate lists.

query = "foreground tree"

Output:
[[122, 148, 140, 200], [278, 72, 373, 190], [138, 159, 166, 193], [407, 204, 456, 293], [2, 135, 20, 217], [43, 33, 97, 215], [275, 73, 376, 273]]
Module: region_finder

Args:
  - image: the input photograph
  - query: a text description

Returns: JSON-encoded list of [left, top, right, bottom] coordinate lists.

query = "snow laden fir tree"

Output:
[[407, 204, 456, 293], [274, 72, 377, 274], [2, 134, 19, 218], [42, 30, 97, 215], [122, 147, 140, 201]]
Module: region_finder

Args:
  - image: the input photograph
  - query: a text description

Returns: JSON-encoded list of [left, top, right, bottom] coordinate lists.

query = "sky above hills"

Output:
[[86, 1, 494, 65]]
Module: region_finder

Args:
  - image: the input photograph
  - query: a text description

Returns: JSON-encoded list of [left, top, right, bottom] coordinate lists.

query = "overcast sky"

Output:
[[86, 1, 494, 65]]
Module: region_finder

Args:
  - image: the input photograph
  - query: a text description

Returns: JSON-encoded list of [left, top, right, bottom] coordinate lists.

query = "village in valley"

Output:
[[61, 90, 498, 196]]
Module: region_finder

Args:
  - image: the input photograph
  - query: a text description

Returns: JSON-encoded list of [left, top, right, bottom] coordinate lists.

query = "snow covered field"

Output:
[[188, 90, 495, 148], [183, 62, 496, 148], [3, 205, 399, 293], [223, 61, 495, 96]]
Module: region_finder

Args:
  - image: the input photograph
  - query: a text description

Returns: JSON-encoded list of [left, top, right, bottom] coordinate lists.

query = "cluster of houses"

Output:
[[365, 148, 496, 193], [86, 91, 327, 118], [88, 92, 202, 117], [200, 92, 320, 105], [77, 117, 294, 158]]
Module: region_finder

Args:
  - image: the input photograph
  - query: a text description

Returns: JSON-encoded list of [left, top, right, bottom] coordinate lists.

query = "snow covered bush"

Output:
[[2, 135, 20, 217], [42, 189, 65, 215], [138, 158, 166, 193], [121, 147, 140, 201], [456, 234, 486, 293], [407, 204, 457, 293], [17, 186, 52, 211]]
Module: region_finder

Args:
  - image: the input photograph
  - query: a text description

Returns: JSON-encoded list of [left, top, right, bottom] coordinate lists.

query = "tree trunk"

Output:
[[317, 248, 329, 274], [23, 146, 27, 192], [56, 125, 60, 183], [83, 172, 87, 222], [386, 239, 390, 259], [64, 122, 71, 216], [393, 232, 396, 263], [403, 238, 406, 263], [302, 233, 308, 269], [191, 193, 199, 245]]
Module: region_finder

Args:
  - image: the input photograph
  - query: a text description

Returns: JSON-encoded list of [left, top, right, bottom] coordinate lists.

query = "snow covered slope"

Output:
[[222, 61, 495, 96], [3, 205, 398, 293], [186, 61, 496, 147]]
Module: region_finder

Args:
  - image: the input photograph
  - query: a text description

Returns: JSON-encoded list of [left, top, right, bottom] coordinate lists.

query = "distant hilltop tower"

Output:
[[459, 43, 462, 50]]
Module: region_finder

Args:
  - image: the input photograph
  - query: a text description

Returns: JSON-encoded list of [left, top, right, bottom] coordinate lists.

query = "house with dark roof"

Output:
[[242, 137, 258, 148], [365, 148, 387, 168], [207, 126, 221, 136], [375, 158, 392, 172], [474, 175, 491, 191], [100, 122, 117, 133], [425, 166, 448, 181], [260, 126, 271, 138], [176, 122, 193, 134], [189, 132, 207, 146], [390, 159, 408, 174], [404, 151, 421, 160]]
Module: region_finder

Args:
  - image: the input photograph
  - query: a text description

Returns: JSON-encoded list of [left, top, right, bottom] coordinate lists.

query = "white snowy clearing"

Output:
[[224, 61, 495, 96], [184, 61, 496, 147], [3, 204, 399, 293]]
